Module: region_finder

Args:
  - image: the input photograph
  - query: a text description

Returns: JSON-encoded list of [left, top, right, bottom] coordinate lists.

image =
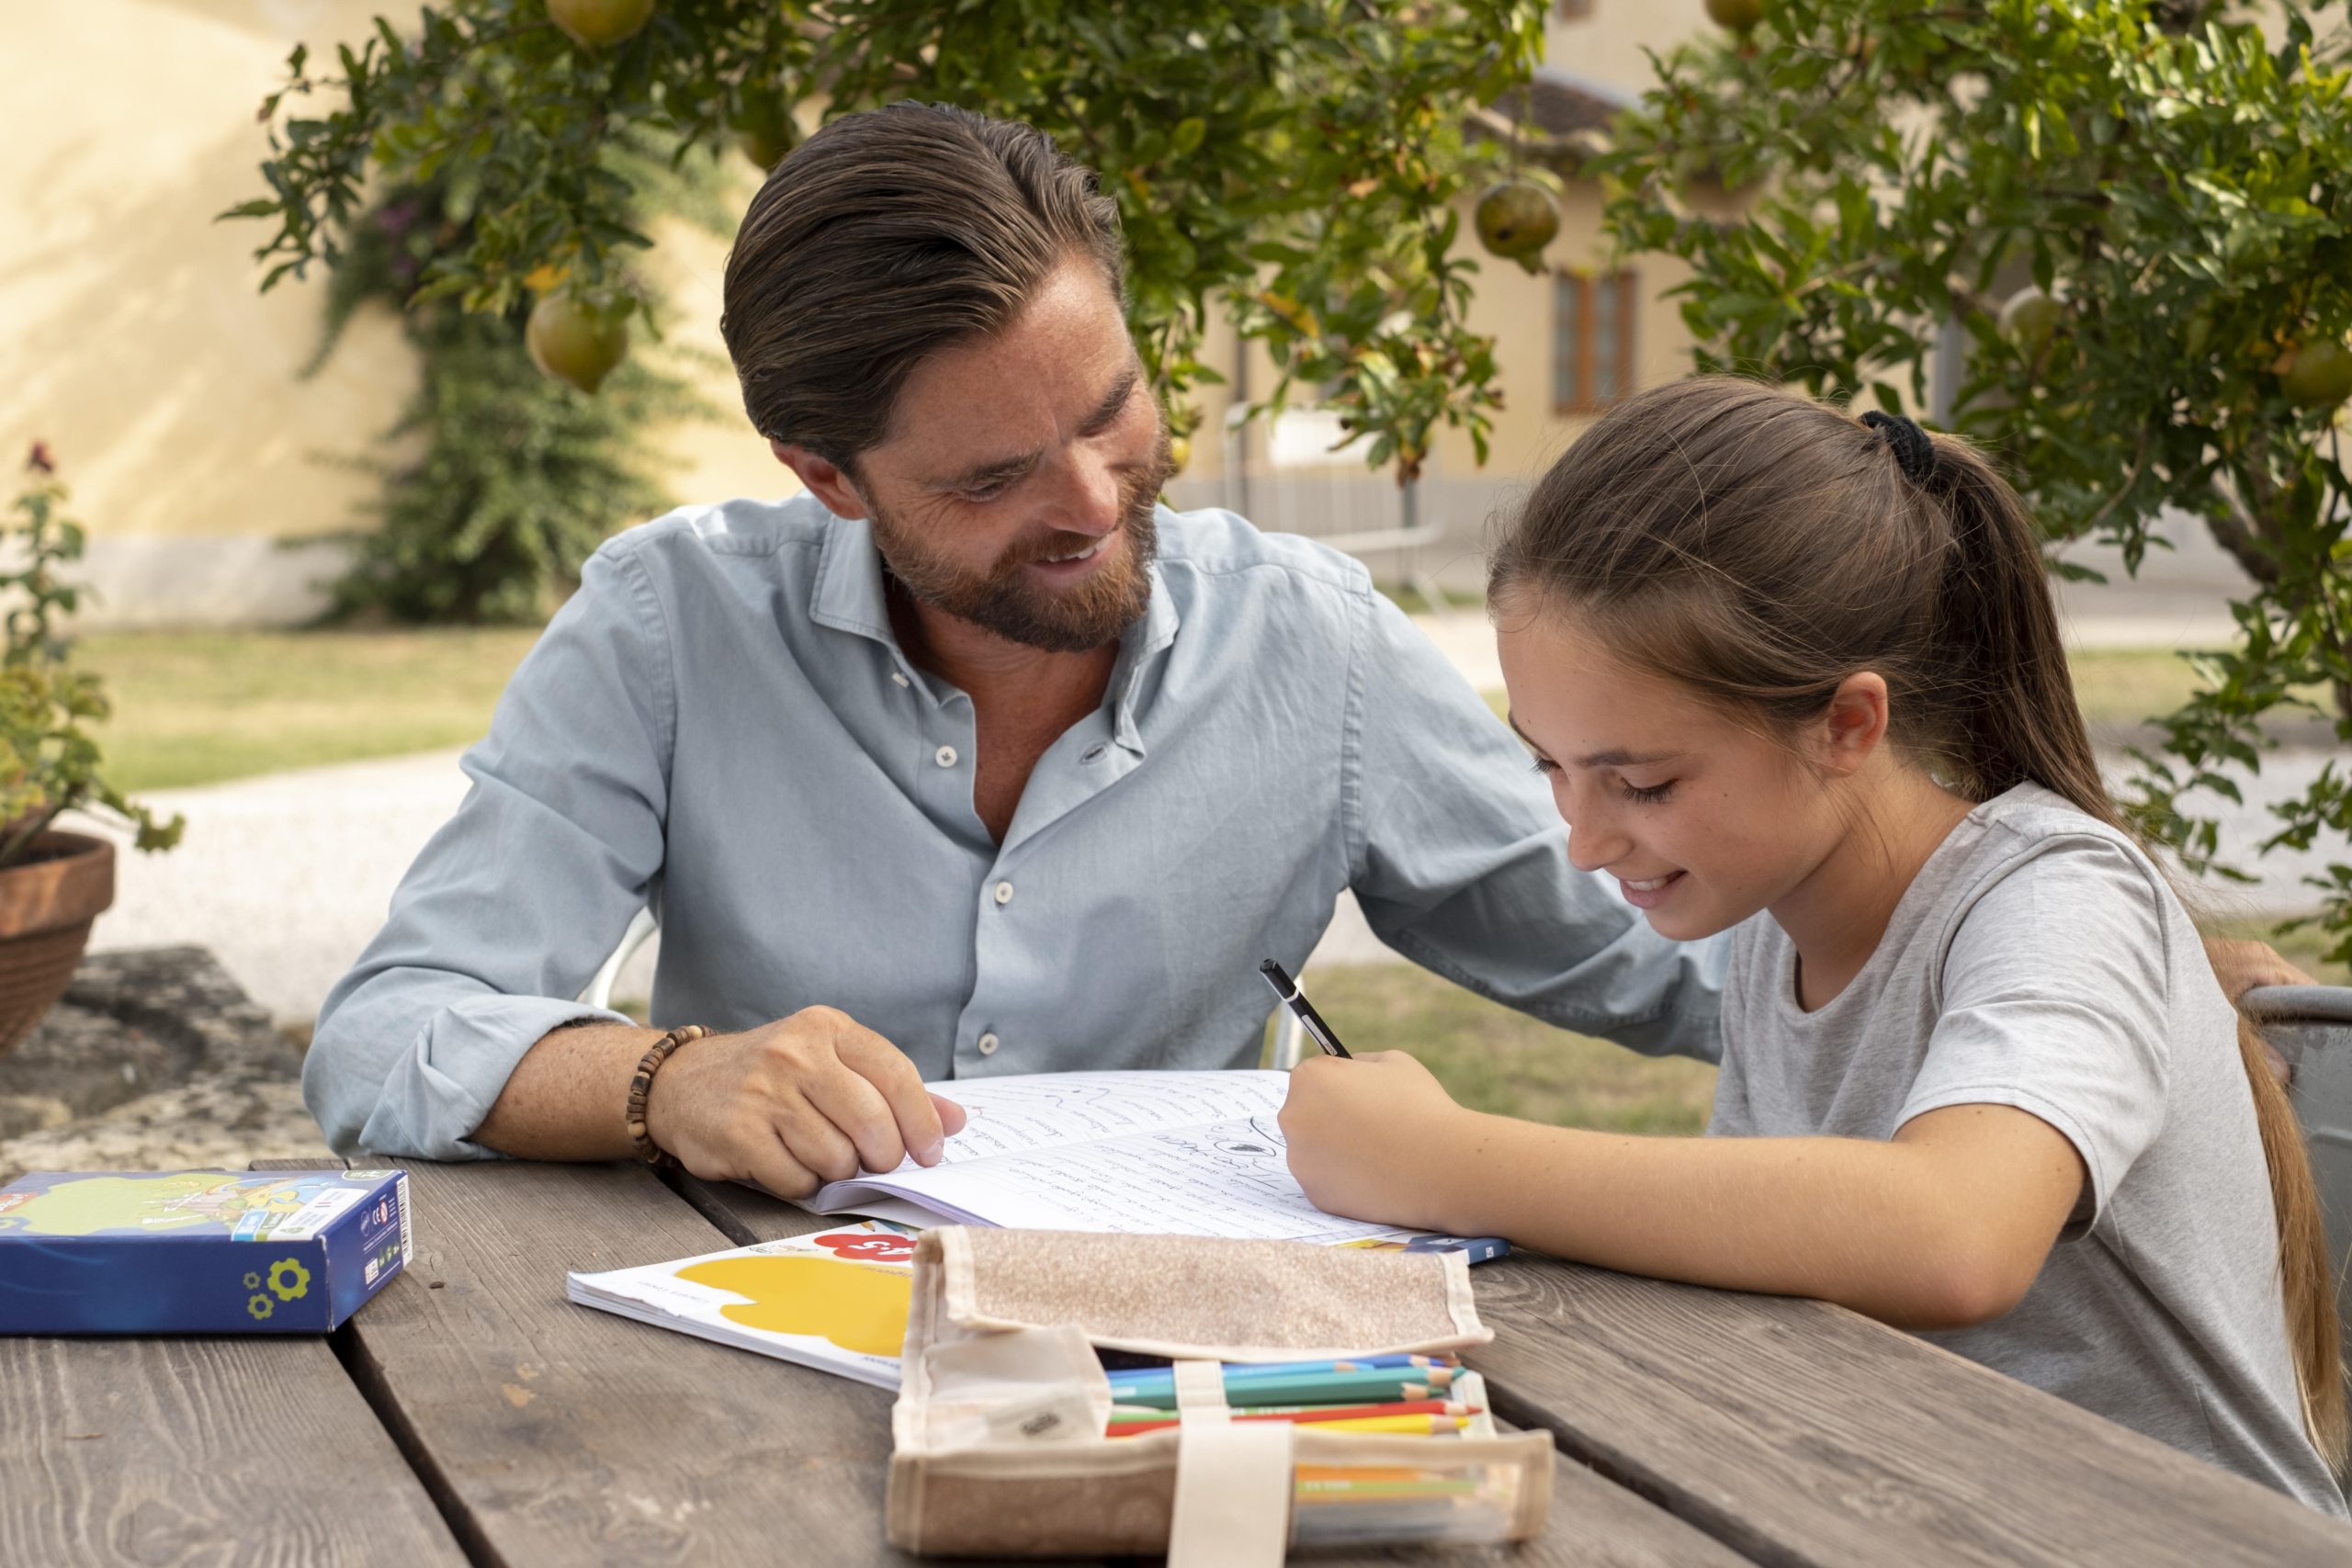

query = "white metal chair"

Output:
[[2245, 984, 2352, 1357], [581, 906, 658, 1011], [1270, 1005, 1309, 1071]]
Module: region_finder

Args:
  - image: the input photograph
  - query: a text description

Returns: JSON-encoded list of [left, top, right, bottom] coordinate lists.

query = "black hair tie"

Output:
[[1860, 410, 1937, 483]]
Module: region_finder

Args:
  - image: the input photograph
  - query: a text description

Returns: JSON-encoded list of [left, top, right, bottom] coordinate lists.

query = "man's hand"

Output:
[[646, 1007, 967, 1198], [2202, 936, 2316, 1087], [2202, 934, 2316, 1005]]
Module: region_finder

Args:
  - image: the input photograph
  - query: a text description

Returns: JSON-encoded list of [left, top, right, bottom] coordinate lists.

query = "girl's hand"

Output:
[[1279, 1051, 1472, 1233]]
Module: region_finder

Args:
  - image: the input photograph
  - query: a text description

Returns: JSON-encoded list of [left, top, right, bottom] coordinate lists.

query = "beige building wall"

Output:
[[1545, 0, 1724, 88], [0, 0, 786, 627]]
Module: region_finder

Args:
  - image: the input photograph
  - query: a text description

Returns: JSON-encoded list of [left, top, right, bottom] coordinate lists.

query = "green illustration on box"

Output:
[[0, 1172, 356, 1239]]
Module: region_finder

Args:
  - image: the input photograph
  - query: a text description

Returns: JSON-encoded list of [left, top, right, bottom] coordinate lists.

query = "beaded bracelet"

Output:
[[625, 1024, 710, 1169]]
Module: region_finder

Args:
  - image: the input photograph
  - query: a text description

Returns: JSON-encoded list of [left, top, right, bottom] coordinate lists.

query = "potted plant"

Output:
[[0, 444, 183, 1054]]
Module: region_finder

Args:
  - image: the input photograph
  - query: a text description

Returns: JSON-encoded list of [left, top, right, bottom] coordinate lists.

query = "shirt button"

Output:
[[993, 880, 1014, 906], [977, 1032, 1001, 1055], [935, 745, 958, 768], [891, 671, 910, 689]]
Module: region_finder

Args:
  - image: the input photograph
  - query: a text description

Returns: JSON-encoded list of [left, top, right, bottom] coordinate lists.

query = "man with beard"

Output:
[[303, 102, 1723, 1190]]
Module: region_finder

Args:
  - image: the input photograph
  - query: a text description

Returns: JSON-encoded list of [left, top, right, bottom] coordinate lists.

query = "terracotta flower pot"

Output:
[[0, 831, 114, 1057]]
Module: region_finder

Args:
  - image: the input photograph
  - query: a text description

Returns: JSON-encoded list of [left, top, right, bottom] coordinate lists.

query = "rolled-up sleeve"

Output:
[[303, 543, 675, 1157], [1342, 592, 1724, 1062]]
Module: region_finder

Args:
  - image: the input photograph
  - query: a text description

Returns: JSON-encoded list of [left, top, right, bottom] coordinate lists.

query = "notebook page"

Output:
[[810, 1111, 1420, 1246], [849, 1070, 1293, 1173]]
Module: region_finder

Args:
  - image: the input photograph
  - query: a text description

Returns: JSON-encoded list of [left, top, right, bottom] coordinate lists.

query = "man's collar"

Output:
[[809, 509, 895, 642], [1108, 537, 1180, 753]]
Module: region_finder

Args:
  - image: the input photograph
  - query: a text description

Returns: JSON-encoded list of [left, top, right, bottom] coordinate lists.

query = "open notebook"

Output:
[[790, 1068, 1502, 1257], [570, 1072, 1499, 1387]]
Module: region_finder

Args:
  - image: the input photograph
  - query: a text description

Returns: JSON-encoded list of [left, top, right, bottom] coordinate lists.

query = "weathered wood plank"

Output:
[[1465, 1254, 2352, 1568], [661, 1169, 835, 1247], [667, 1173, 1754, 1566], [335, 1157, 950, 1566], [0, 1336, 465, 1568]]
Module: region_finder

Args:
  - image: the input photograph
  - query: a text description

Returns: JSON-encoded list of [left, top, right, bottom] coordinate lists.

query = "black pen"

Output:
[[1258, 959, 1352, 1059]]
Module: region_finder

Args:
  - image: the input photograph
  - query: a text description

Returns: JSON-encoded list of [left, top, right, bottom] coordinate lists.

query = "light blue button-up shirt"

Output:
[[306, 496, 1724, 1158]]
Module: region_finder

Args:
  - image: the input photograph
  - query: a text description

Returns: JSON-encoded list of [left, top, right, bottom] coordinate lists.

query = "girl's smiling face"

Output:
[[1495, 607, 1851, 942]]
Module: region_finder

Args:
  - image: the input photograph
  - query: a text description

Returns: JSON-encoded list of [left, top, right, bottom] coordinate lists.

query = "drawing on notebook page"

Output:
[[1159, 1118, 1301, 1202]]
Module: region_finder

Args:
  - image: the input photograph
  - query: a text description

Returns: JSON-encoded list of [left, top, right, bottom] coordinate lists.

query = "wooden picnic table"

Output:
[[6, 1156, 2349, 1566]]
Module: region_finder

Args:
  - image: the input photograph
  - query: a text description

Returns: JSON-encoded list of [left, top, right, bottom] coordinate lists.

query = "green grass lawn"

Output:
[[85, 628, 2269, 796], [86, 628, 540, 793], [1272, 964, 1721, 1134]]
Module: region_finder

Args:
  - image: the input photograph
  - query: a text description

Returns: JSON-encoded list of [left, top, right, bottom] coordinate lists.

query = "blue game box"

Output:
[[0, 1168, 412, 1334]]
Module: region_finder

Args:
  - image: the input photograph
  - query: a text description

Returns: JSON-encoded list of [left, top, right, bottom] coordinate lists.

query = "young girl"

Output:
[[1279, 377, 2348, 1511]]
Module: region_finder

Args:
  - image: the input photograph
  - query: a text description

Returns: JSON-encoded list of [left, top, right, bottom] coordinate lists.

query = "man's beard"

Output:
[[867, 431, 1171, 654]]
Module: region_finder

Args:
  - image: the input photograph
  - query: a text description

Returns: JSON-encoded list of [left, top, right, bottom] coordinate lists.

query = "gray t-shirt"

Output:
[[1714, 783, 2346, 1514]]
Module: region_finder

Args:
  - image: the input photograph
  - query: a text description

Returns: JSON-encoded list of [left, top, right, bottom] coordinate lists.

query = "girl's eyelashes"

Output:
[[1528, 756, 1673, 806], [1526, 751, 1674, 804]]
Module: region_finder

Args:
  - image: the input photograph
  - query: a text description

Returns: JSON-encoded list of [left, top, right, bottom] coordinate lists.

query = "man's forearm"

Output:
[[469, 1022, 665, 1160]]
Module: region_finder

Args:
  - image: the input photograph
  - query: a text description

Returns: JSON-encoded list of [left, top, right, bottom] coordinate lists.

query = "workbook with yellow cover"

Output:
[[567, 1219, 918, 1389]]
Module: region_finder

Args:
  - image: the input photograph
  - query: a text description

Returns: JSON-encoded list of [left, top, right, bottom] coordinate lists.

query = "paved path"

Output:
[[77, 749, 483, 1026], [76, 616, 2344, 1024]]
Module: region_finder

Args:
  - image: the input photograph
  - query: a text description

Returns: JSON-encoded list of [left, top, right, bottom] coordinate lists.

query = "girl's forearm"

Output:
[[1429, 1110, 2056, 1330]]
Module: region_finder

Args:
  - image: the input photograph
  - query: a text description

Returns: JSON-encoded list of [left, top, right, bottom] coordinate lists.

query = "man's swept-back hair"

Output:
[[720, 101, 1126, 471]]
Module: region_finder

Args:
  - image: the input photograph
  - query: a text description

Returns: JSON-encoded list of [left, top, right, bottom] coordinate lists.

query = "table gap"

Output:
[[330, 1320, 510, 1568], [654, 1163, 763, 1247]]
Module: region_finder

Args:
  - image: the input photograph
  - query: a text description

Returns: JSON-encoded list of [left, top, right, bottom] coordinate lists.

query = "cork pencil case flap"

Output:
[[924, 1226, 1491, 1361]]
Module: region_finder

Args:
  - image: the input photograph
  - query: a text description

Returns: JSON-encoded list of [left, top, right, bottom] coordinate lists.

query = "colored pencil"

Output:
[[1295, 1464, 1462, 1483], [1105, 1368, 1459, 1412], [1307, 1414, 1471, 1436], [1103, 1353, 1454, 1394], [1111, 1411, 1471, 1439], [1105, 1399, 1477, 1436]]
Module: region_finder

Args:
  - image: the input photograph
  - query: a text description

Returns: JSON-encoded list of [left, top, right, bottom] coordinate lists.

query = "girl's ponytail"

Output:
[[1919, 426, 2347, 1475], [1911, 439, 2114, 826]]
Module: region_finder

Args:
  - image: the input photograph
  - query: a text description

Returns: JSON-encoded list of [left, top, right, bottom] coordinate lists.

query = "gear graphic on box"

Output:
[[243, 1271, 261, 1290], [247, 1293, 274, 1321], [267, 1258, 311, 1302]]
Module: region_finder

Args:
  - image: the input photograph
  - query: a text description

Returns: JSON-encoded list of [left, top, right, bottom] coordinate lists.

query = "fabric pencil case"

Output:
[[886, 1227, 1552, 1562]]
